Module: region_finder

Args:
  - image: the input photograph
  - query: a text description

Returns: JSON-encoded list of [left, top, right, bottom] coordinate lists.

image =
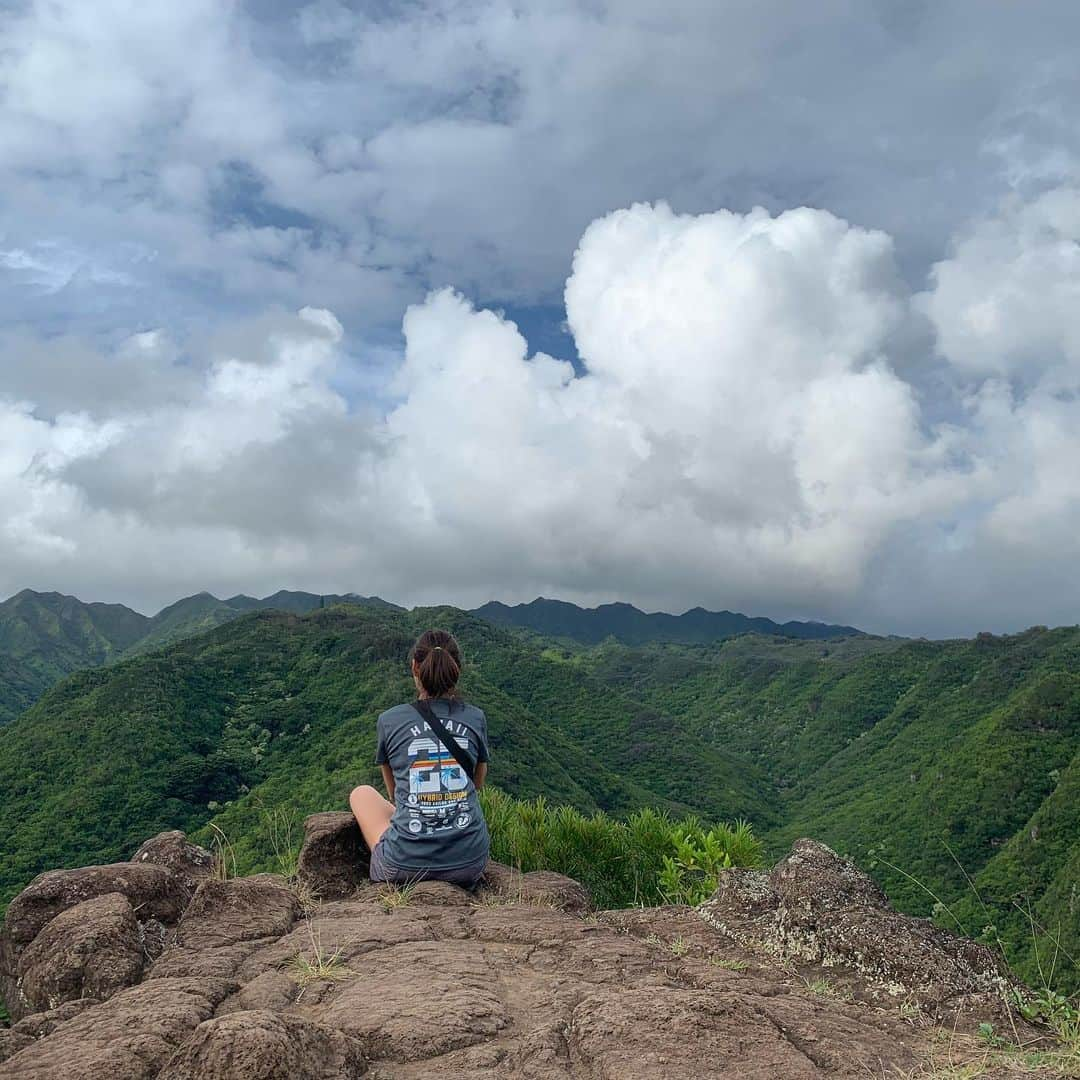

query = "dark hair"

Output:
[[411, 629, 462, 699]]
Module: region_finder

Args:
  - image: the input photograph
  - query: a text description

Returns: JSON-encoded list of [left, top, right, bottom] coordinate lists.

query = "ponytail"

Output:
[[411, 629, 462, 699]]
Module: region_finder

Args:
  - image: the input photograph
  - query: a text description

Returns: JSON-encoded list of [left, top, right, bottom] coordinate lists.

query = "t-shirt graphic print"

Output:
[[407, 730, 470, 826], [374, 698, 490, 870]]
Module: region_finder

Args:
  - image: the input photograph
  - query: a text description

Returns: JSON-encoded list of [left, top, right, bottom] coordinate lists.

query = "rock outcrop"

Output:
[[0, 829, 1055, 1078], [295, 814, 369, 901], [0, 853, 202, 1022], [698, 839, 1013, 1010]]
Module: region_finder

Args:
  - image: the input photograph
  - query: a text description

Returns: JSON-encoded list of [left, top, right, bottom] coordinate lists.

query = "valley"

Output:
[[0, 593, 1077, 993]]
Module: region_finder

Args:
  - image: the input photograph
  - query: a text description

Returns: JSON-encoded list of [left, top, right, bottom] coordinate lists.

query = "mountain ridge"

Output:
[[0, 589, 151, 723], [0, 588, 864, 724], [472, 596, 864, 645], [0, 589, 402, 720], [0, 602, 1078, 992]]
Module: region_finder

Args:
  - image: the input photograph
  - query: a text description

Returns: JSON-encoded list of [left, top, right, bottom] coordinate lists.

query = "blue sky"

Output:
[[2, 0, 1080, 635]]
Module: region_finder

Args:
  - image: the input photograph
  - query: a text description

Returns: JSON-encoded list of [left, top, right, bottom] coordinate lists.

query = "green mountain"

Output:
[[577, 629, 1080, 991], [472, 597, 863, 645], [0, 590, 149, 724], [0, 603, 771, 916], [128, 590, 400, 655], [0, 589, 403, 719], [2, 596, 1078, 992], [0, 587, 858, 727]]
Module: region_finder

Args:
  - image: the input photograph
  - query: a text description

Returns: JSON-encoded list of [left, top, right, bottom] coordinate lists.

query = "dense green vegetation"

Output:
[[128, 590, 401, 657], [0, 588, 396, 719], [475, 596, 862, 645], [2, 598, 1078, 995], [479, 788, 761, 909], [0, 605, 729, 912], [0, 590, 149, 723], [577, 630, 1080, 992], [204, 788, 764, 912]]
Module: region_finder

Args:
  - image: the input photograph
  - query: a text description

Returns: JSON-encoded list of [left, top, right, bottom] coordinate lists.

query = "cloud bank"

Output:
[[3, 0, 1080, 633], [4, 193, 1080, 636], [2, 0, 1079, 335]]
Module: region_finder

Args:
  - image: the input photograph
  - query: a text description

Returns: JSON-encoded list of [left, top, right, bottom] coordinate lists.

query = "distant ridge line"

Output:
[[469, 596, 863, 645]]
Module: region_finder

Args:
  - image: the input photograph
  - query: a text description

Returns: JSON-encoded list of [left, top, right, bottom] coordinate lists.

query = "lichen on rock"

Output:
[[697, 838, 1013, 1009]]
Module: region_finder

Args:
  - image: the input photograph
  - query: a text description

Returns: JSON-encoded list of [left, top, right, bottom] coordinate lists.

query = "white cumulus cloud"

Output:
[[4, 189, 1080, 635], [0, 199, 996, 631]]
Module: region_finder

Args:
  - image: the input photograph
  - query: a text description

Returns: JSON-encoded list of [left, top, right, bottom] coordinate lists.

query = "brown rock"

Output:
[[156, 1010, 368, 1079], [0, 1030, 36, 1065], [170, 875, 299, 952], [130, 831, 215, 898], [149, 939, 277, 981], [769, 838, 889, 917], [5, 836, 1055, 1077], [311, 940, 507, 1061], [698, 838, 1012, 1009], [2, 862, 181, 1022], [0, 933, 18, 1030], [710, 866, 782, 918], [598, 905, 761, 968], [216, 970, 297, 1015], [3, 862, 186, 947], [296, 813, 369, 900], [568, 987, 830, 1078], [785, 908, 1009, 997], [403, 880, 475, 906], [238, 905, 441, 981], [16, 893, 144, 1016], [11, 998, 100, 1038], [0, 976, 233, 1078], [477, 861, 592, 913]]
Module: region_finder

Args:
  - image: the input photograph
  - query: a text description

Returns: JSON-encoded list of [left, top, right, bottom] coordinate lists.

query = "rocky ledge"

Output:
[[0, 821, 1059, 1078]]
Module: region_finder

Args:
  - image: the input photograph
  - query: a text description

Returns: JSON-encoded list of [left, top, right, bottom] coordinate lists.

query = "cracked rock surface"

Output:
[[0, 826, 1054, 1078]]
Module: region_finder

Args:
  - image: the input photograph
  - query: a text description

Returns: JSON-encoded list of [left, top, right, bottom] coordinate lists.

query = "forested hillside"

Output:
[[0, 604, 765, 913], [2, 601, 1077, 992], [0, 590, 149, 724], [0, 588, 395, 720], [474, 596, 863, 645], [0, 588, 857, 724], [127, 590, 397, 655], [578, 629, 1080, 991]]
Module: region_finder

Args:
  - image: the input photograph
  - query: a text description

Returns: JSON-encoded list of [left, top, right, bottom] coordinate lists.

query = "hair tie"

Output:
[[432, 646, 443, 651]]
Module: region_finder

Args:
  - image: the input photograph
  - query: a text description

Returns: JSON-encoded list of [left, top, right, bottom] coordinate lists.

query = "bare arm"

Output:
[[474, 761, 487, 790], [380, 763, 395, 801]]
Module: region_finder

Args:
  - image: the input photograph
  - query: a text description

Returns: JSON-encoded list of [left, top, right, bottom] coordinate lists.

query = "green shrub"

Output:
[[479, 787, 762, 909], [658, 820, 760, 905]]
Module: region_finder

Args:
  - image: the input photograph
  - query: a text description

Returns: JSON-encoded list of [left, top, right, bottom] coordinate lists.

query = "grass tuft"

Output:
[[378, 882, 417, 911], [282, 923, 352, 996], [669, 935, 690, 957], [206, 822, 237, 882], [709, 956, 749, 972], [801, 976, 852, 1002]]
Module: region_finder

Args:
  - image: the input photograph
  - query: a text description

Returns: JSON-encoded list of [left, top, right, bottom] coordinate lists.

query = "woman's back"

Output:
[[349, 628, 491, 887], [374, 697, 490, 871]]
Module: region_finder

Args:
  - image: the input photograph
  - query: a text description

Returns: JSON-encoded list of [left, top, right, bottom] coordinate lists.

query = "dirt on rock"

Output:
[[0, 826, 1063, 1079]]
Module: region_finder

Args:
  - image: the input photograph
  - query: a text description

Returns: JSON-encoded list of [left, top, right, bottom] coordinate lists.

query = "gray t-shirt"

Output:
[[374, 698, 491, 870]]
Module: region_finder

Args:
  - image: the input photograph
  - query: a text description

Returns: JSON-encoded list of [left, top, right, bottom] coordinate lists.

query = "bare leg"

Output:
[[349, 785, 395, 850]]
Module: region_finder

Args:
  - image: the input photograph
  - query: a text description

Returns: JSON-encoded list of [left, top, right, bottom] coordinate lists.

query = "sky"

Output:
[[2, 0, 1080, 637]]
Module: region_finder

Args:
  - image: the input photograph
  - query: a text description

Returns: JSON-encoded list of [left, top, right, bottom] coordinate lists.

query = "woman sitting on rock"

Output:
[[349, 629, 491, 887]]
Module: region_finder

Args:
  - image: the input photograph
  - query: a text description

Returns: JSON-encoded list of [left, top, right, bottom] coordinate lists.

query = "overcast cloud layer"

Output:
[[2, 0, 1080, 636]]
